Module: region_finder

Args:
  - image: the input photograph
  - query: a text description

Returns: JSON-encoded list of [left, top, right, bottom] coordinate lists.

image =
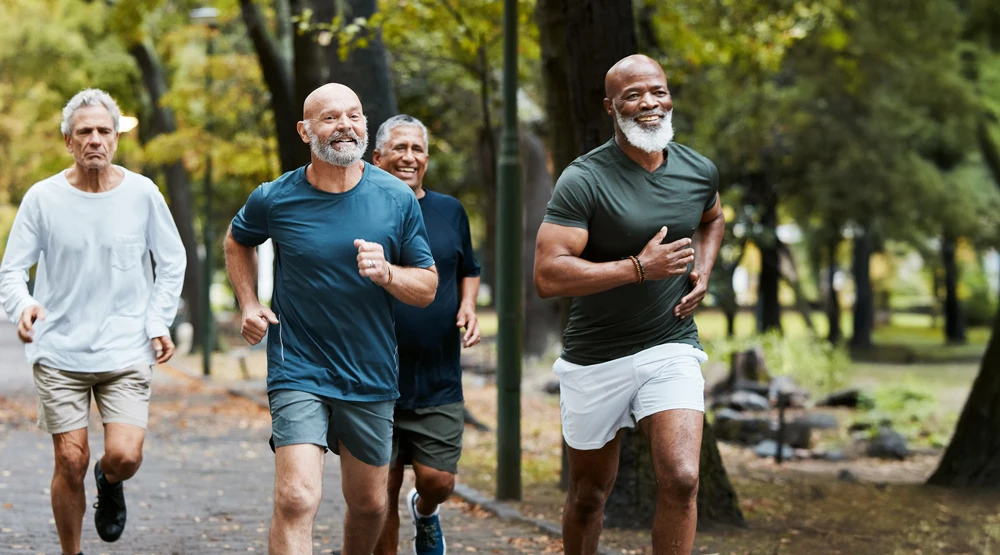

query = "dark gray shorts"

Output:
[[268, 389, 395, 467], [390, 401, 464, 474]]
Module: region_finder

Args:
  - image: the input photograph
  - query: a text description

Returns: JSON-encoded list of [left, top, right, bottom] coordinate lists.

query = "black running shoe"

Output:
[[93, 461, 126, 542]]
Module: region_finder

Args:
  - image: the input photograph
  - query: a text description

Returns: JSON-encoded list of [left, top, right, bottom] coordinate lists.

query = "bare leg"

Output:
[[412, 461, 456, 515], [100, 423, 145, 484], [51, 429, 90, 555], [340, 441, 389, 555], [372, 460, 405, 555], [562, 432, 621, 555], [640, 410, 703, 555], [269, 444, 325, 555]]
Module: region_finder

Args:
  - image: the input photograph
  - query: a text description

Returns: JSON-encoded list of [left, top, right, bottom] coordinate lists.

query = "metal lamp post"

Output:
[[191, 6, 218, 378], [495, 0, 523, 501]]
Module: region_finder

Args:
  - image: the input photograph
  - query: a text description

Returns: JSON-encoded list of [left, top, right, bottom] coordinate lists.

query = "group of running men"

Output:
[[0, 53, 724, 555]]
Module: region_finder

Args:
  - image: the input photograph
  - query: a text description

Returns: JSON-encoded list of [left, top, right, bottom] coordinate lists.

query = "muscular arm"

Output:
[[692, 194, 725, 278], [533, 223, 638, 299], [224, 226, 260, 309]]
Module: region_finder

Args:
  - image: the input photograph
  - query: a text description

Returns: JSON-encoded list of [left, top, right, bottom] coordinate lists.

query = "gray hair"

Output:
[[374, 115, 428, 152], [60, 89, 121, 135]]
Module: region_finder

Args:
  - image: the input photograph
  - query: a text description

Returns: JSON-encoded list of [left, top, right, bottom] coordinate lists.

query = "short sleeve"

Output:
[[703, 159, 720, 212], [399, 194, 435, 268], [230, 183, 272, 247], [456, 204, 481, 278], [542, 164, 595, 230]]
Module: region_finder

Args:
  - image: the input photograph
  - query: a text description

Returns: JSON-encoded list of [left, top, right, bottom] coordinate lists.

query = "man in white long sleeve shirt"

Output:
[[0, 89, 186, 555]]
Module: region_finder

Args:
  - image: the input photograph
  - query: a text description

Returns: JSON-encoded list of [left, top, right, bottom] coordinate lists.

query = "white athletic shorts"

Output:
[[554, 343, 708, 450]]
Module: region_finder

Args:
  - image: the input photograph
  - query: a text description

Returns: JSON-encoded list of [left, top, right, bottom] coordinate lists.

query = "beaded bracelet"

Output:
[[628, 255, 645, 284]]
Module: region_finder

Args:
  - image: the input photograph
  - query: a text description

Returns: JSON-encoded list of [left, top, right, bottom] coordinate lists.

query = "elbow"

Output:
[[417, 289, 436, 308], [533, 270, 559, 299]]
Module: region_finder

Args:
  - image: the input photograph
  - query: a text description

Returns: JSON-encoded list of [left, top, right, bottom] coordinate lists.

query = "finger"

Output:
[[648, 226, 668, 245], [665, 237, 693, 252], [158, 343, 175, 364], [465, 321, 481, 347], [689, 270, 700, 282], [456, 314, 467, 328], [354, 239, 366, 249], [261, 308, 279, 324]]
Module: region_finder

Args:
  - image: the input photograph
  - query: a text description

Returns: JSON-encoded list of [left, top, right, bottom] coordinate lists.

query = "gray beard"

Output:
[[615, 108, 674, 154], [305, 123, 368, 166]]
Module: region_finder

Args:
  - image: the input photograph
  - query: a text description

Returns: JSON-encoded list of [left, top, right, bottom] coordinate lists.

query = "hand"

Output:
[[242, 302, 278, 346], [636, 227, 694, 281], [17, 304, 45, 343], [674, 270, 708, 319], [151, 335, 175, 364], [456, 305, 480, 348], [354, 239, 390, 286]]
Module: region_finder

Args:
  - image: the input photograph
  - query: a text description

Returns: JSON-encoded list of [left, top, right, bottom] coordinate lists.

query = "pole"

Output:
[[495, 0, 522, 501], [202, 26, 216, 378]]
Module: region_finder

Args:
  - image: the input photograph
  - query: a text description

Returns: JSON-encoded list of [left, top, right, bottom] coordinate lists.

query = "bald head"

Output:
[[303, 83, 362, 120], [605, 55, 666, 99]]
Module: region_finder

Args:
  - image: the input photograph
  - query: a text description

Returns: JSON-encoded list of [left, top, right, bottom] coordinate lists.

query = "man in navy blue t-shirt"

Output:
[[371, 115, 481, 555], [224, 85, 438, 555]]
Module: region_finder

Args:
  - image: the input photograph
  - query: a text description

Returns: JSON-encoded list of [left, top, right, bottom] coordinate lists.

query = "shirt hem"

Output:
[[265, 383, 400, 403]]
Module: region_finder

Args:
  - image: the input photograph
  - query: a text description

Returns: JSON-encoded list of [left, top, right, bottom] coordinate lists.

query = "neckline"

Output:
[[301, 161, 369, 198], [55, 166, 130, 198], [608, 138, 671, 176]]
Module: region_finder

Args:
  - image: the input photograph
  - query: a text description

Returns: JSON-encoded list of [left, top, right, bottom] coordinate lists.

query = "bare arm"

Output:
[[225, 226, 277, 345], [674, 194, 726, 318], [457, 275, 481, 347], [355, 239, 437, 308], [533, 223, 695, 299]]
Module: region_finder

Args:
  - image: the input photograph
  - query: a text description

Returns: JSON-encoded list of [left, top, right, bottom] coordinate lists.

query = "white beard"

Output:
[[304, 121, 368, 166], [615, 107, 674, 154]]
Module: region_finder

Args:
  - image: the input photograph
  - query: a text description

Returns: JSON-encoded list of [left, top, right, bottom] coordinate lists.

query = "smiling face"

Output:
[[64, 105, 119, 171], [373, 125, 428, 191], [604, 55, 675, 153], [298, 84, 368, 166]]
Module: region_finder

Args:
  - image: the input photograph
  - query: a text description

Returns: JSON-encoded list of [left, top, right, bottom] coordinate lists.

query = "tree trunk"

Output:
[[926, 305, 1000, 486], [128, 41, 205, 351], [478, 128, 498, 302], [827, 239, 842, 344], [536, 0, 741, 526], [726, 309, 737, 338], [850, 230, 874, 349], [325, 0, 399, 161], [778, 242, 815, 333], [943, 234, 967, 344], [239, 0, 308, 172], [697, 416, 746, 527], [752, 172, 781, 334], [290, 0, 331, 118], [520, 131, 562, 358]]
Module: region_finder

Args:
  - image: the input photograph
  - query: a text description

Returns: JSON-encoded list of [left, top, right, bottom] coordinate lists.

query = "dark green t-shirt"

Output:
[[543, 139, 719, 365]]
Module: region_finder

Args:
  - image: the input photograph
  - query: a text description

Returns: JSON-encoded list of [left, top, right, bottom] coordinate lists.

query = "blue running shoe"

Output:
[[406, 488, 446, 555]]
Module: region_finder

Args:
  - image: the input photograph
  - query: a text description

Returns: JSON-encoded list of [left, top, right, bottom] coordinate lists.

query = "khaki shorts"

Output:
[[33, 363, 153, 435]]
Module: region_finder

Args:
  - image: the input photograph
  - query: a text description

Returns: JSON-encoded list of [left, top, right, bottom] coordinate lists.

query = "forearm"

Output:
[[384, 265, 437, 307], [460, 276, 480, 310], [535, 256, 639, 299], [692, 214, 725, 278], [224, 229, 261, 309], [0, 227, 40, 323], [145, 217, 187, 338]]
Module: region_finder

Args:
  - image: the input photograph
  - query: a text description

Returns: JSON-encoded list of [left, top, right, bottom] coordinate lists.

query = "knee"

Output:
[[348, 491, 387, 521], [659, 464, 699, 504], [568, 480, 611, 518], [53, 448, 90, 484], [105, 449, 143, 476], [275, 482, 322, 520], [417, 472, 455, 503]]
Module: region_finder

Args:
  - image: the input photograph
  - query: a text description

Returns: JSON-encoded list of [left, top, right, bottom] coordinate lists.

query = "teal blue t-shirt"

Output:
[[230, 163, 435, 401]]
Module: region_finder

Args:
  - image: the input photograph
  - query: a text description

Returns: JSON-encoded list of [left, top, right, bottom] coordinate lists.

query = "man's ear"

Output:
[[604, 98, 614, 117], [372, 149, 382, 167], [296, 121, 310, 144]]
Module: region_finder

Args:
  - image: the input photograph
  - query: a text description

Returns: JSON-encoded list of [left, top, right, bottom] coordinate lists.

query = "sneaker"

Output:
[[93, 461, 127, 542], [406, 488, 446, 555]]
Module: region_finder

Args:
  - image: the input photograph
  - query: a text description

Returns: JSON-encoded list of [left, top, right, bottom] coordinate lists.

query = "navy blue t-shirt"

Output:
[[230, 164, 435, 402], [394, 190, 480, 409]]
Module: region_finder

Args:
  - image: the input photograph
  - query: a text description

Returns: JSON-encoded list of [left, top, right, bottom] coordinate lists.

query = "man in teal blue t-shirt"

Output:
[[224, 84, 438, 555]]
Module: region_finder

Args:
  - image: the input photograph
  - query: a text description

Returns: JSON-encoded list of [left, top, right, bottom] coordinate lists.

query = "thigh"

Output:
[[566, 431, 622, 494], [104, 423, 146, 458], [331, 399, 395, 467], [93, 364, 154, 429], [554, 357, 637, 450], [340, 440, 389, 508], [275, 443, 326, 497], [403, 402, 464, 474], [52, 428, 90, 471], [639, 409, 703, 482], [33, 363, 94, 435], [268, 389, 331, 451], [631, 347, 707, 423]]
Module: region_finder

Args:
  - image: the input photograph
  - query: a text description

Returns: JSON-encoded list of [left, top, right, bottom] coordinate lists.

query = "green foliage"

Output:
[[704, 330, 853, 395], [962, 259, 999, 327], [854, 381, 956, 448]]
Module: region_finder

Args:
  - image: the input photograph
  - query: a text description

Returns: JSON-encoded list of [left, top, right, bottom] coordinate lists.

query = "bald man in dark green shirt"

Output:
[[534, 54, 725, 555]]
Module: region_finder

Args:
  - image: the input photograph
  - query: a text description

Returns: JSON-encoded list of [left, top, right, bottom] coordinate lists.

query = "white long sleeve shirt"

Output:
[[0, 166, 186, 372]]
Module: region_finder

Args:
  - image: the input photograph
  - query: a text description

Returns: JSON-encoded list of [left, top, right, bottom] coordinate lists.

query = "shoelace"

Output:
[[415, 518, 440, 550], [93, 483, 125, 511]]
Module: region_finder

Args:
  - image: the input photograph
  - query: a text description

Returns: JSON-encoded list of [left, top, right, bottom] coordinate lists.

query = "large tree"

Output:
[[537, 0, 744, 528]]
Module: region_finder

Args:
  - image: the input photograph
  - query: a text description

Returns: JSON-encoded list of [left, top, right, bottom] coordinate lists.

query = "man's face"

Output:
[[302, 98, 368, 166], [607, 67, 675, 153], [373, 126, 428, 190], [64, 105, 119, 171]]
